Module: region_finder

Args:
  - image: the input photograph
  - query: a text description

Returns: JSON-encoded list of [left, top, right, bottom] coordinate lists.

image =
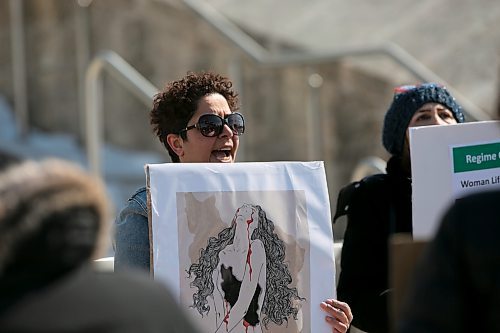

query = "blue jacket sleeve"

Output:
[[114, 187, 150, 272]]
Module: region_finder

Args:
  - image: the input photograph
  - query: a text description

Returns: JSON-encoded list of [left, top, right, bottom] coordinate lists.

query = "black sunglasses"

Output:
[[179, 113, 245, 138]]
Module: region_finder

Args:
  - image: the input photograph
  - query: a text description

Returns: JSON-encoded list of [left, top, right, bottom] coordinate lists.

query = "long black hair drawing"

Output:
[[187, 203, 304, 332]]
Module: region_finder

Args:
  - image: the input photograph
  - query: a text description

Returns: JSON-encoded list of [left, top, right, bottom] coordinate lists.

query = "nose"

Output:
[[219, 123, 234, 138], [430, 113, 448, 125]]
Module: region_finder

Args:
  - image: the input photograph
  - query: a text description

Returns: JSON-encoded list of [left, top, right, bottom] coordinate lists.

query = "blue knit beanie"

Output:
[[382, 83, 465, 155]]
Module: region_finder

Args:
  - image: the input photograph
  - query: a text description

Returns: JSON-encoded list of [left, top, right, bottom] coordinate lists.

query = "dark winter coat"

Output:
[[0, 266, 199, 333], [397, 189, 500, 333], [334, 156, 413, 333]]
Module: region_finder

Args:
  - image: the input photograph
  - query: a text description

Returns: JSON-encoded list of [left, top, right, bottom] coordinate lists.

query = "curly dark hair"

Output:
[[150, 71, 239, 163]]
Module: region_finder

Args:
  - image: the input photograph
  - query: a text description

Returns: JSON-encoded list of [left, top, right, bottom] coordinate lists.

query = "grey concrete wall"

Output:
[[0, 0, 396, 223]]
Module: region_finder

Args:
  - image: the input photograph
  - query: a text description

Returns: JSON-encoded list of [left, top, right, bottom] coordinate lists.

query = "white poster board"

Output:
[[147, 161, 335, 333], [410, 120, 500, 240]]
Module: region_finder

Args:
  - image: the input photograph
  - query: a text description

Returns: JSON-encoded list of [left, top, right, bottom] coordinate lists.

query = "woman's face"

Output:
[[403, 103, 457, 160], [168, 93, 240, 163], [408, 102, 457, 127], [235, 204, 257, 229], [405, 102, 457, 140]]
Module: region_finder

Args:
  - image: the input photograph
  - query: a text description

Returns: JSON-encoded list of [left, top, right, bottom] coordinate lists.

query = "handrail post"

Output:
[[85, 58, 104, 176], [9, 0, 28, 138], [306, 69, 323, 161], [84, 51, 158, 177]]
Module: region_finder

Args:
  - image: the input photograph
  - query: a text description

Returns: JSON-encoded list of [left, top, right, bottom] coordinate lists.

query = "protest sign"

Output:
[[147, 162, 335, 333], [410, 121, 500, 239]]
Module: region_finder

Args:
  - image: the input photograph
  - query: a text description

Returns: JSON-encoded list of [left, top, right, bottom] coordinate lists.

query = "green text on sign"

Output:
[[453, 142, 500, 173]]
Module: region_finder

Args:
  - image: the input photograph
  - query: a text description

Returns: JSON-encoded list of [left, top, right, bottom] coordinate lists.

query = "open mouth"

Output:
[[211, 148, 232, 162]]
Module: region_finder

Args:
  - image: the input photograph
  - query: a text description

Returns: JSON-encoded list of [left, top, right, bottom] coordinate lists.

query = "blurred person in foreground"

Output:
[[0, 159, 199, 333], [334, 83, 465, 333], [0, 149, 21, 170], [114, 71, 353, 332], [397, 92, 500, 333]]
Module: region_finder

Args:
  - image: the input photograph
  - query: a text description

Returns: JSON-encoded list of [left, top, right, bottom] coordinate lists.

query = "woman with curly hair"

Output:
[[187, 203, 303, 332], [114, 71, 353, 332], [114, 71, 244, 271]]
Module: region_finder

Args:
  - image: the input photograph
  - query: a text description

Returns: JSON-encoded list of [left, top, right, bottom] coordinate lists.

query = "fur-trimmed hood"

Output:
[[0, 159, 110, 274]]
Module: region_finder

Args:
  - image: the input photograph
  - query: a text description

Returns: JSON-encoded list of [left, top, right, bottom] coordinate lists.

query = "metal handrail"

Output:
[[84, 1, 491, 178], [85, 50, 158, 176], [180, 0, 489, 122], [9, 0, 28, 138]]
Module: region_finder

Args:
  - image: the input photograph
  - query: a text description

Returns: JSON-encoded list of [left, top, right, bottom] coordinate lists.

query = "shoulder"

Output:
[[0, 268, 183, 329], [334, 173, 389, 221], [97, 270, 172, 297], [123, 186, 148, 213], [115, 186, 148, 221], [453, 189, 500, 211], [342, 174, 390, 198], [129, 186, 147, 205], [442, 189, 500, 232]]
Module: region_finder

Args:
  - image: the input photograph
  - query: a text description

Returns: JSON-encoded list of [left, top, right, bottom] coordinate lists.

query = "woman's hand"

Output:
[[320, 299, 353, 333]]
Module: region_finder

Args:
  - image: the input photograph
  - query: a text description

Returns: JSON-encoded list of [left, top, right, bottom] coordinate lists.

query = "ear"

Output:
[[166, 133, 184, 158]]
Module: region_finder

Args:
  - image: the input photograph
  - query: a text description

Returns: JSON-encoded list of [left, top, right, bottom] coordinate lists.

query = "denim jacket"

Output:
[[114, 187, 150, 272]]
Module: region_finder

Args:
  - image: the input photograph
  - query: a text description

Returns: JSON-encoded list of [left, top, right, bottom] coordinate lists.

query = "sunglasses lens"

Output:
[[227, 114, 245, 135], [195, 113, 245, 137], [198, 115, 223, 137]]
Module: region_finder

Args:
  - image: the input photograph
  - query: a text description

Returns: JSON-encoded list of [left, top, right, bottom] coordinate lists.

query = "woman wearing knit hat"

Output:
[[333, 83, 465, 333], [396, 84, 500, 333]]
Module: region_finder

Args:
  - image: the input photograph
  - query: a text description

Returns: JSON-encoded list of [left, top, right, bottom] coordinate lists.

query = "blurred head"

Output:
[[0, 159, 109, 276], [0, 150, 21, 172], [150, 71, 242, 163], [382, 83, 465, 156]]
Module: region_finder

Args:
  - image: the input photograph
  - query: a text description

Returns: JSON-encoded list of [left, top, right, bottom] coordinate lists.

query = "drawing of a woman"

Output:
[[187, 203, 303, 332]]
